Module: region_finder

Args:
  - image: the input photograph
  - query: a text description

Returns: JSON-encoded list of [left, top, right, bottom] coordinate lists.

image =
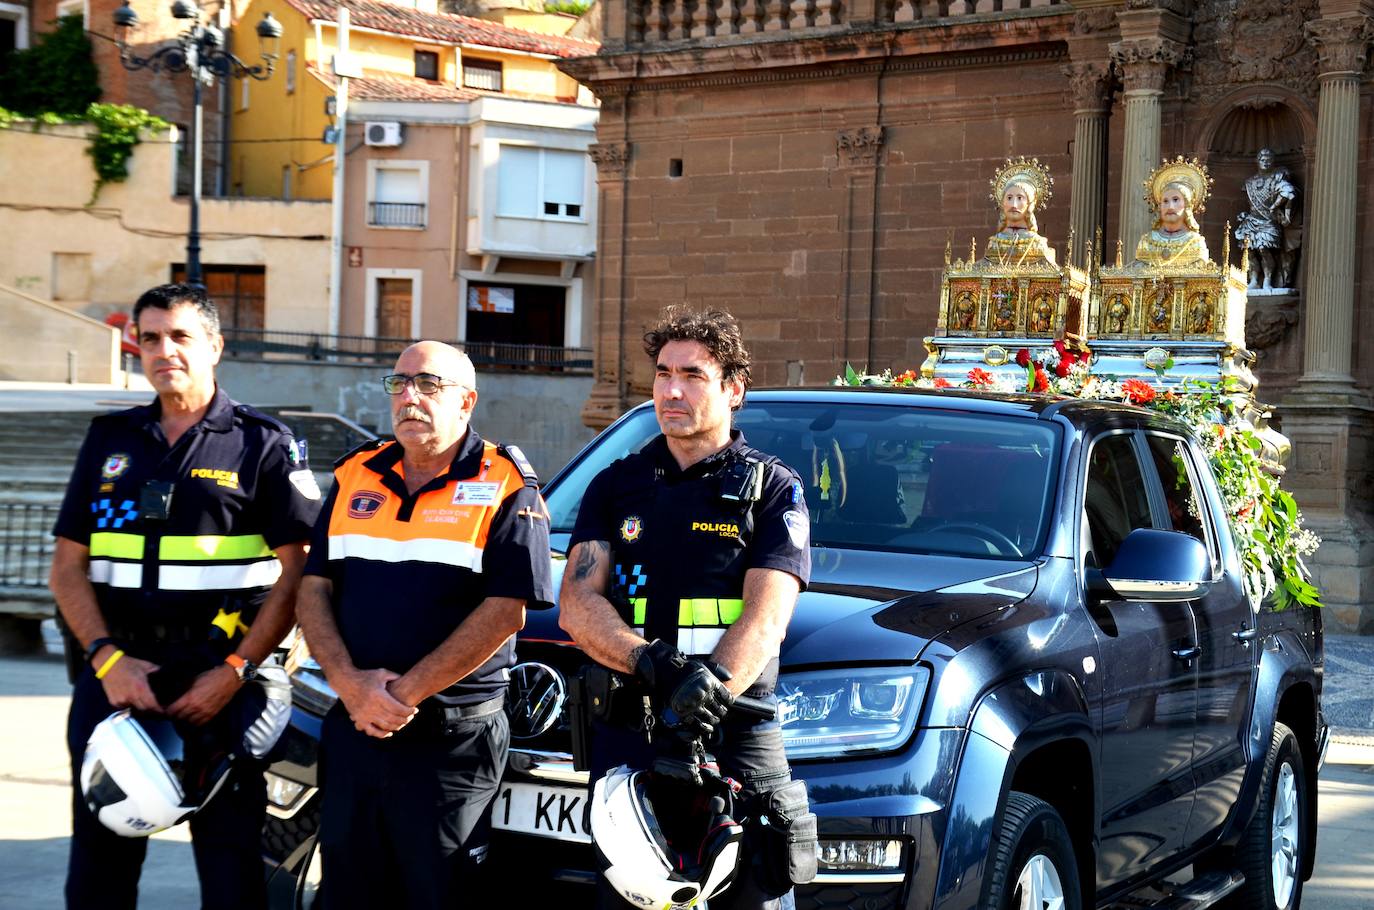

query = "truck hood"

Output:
[[780, 550, 1039, 667], [529, 549, 1038, 665]]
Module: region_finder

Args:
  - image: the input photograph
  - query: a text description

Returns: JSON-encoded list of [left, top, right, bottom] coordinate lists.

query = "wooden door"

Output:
[[376, 278, 413, 355]]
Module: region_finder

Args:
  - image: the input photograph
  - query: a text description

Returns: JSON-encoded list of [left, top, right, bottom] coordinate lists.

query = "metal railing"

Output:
[[368, 201, 427, 228], [0, 503, 58, 589], [222, 328, 594, 373]]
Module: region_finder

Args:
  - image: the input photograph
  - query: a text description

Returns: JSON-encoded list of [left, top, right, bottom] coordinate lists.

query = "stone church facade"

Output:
[[562, 0, 1374, 633]]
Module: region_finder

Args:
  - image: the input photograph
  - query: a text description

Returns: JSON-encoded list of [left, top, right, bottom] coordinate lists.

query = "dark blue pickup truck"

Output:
[[262, 387, 1326, 910]]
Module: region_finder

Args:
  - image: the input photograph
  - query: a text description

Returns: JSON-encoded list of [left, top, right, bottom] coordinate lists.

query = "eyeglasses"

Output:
[[381, 373, 466, 396]]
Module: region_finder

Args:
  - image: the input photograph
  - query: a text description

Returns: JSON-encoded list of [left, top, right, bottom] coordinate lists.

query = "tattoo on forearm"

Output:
[[573, 540, 608, 581], [628, 643, 647, 675]]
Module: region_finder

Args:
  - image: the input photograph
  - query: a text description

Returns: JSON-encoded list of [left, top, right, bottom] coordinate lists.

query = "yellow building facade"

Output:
[[231, 0, 594, 200]]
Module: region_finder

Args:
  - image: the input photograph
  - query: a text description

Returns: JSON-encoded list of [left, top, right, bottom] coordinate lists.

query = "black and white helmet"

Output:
[[80, 665, 291, 837], [590, 764, 744, 909]]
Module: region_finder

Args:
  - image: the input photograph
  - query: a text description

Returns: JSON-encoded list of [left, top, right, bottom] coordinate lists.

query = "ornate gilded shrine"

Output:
[[1088, 157, 1257, 395], [924, 156, 1260, 402], [924, 159, 1090, 381]]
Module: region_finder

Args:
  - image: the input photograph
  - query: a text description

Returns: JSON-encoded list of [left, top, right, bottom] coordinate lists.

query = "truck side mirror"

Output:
[[1095, 528, 1212, 603]]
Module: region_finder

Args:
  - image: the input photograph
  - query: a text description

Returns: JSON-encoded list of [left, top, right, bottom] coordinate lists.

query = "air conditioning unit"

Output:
[[365, 122, 404, 148]]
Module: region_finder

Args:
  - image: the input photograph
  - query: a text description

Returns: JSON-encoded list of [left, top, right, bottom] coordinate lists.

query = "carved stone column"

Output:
[[1295, 16, 1371, 397], [1279, 14, 1374, 634], [1109, 37, 1186, 251], [581, 139, 633, 430], [1063, 61, 1112, 268], [836, 126, 885, 370]]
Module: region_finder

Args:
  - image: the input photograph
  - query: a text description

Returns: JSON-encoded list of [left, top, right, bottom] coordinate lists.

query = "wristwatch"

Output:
[[83, 636, 119, 665], [223, 653, 259, 683]]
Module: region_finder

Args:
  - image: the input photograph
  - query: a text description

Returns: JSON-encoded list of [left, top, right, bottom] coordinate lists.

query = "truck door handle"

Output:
[[1172, 646, 1201, 660], [1233, 627, 1259, 643]]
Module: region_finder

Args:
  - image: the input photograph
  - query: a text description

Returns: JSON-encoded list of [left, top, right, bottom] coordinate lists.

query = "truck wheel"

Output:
[[1229, 721, 1306, 910], [984, 791, 1082, 910]]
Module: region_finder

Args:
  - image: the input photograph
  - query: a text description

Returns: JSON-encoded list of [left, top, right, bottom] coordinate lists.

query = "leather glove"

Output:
[[635, 640, 734, 742]]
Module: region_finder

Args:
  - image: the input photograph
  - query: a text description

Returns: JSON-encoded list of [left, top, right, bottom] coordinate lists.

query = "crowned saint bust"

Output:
[[1134, 157, 1213, 268], [985, 157, 1056, 268]]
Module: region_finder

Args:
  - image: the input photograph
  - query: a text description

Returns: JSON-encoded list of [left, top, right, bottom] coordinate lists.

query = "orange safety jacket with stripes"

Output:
[[304, 430, 554, 707]]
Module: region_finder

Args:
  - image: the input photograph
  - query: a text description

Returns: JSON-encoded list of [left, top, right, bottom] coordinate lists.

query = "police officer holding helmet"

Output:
[[50, 283, 320, 909], [561, 306, 814, 909]]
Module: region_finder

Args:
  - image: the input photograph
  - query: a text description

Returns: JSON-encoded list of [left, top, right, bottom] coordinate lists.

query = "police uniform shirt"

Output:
[[304, 428, 554, 707], [53, 388, 322, 635], [569, 430, 811, 692]]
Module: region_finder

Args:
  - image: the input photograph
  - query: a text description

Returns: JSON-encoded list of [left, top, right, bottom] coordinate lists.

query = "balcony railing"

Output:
[[629, 0, 1064, 44], [368, 201, 427, 228], [221, 328, 594, 373]]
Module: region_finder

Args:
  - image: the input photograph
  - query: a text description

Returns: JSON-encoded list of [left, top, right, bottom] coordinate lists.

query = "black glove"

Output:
[[634, 640, 734, 741]]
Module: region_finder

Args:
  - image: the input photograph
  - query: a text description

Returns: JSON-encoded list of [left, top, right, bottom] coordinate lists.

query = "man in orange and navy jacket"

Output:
[[296, 341, 553, 909]]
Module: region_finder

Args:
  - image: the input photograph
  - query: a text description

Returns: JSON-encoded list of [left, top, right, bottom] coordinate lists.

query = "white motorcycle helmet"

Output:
[[80, 710, 228, 837], [591, 765, 744, 909], [81, 664, 292, 837]]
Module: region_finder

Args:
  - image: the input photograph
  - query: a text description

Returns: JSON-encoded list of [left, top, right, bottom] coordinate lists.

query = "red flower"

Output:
[[1078, 350, 1092, 364], [1053, 339, 1067, 356], [1121, 379, 1156, 405], [895, 369, 917, 384], [1033, 367, 1050, 393], [968, 368, 994, 387], [1054, 359, 1072, 378], [1015, 348, 1031, 367], [934, 377, 951, 389]]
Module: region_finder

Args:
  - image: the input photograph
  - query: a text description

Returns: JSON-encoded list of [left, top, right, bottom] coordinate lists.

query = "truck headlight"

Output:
[[777, 666, 928, 760]]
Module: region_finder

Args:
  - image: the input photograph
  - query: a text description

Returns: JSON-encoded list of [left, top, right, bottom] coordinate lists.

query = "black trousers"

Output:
[[589, 717, 798, 910], [317, 703, 509, 910], [65, 669, 268, 910]]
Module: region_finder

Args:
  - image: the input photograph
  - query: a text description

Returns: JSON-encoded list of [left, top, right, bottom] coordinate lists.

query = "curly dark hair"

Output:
[[643, 306, 752, 392]]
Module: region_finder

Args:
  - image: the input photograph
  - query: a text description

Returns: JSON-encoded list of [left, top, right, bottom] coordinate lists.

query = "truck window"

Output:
[[1083, 433, 1152, 567], [1144, 434, 1215, 569]]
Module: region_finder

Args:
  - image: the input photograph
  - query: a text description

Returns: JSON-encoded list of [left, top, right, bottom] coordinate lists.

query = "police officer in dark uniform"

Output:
[[561, 307, 812, 910], [50, 283, 321, 910], [296, 341, 553, 910]]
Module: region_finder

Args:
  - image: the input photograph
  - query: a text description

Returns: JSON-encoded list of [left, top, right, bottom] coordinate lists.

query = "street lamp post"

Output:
[[111, 1, 281, 288]]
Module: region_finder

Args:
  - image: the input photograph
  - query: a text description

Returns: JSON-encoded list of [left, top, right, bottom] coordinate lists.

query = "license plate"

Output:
[[492, 781, 591, 843]]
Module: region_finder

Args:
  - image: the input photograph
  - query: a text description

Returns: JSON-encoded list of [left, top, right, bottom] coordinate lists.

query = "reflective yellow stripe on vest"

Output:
[[89, 532, 144, 560], [86, 533, 279, 590], [159, 535, 273, 561], [631, 598, 745, 656]]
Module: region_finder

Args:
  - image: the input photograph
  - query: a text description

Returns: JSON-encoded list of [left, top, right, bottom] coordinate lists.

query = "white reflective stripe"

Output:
[[679, 627, 727, 657], [328, 534, 483, 572], [89, 560, 143, 588], [158, 559, 283, 591]]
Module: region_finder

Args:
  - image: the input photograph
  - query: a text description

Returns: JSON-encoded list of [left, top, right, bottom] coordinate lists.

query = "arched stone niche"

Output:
[[1197, 89, 1316, 385]]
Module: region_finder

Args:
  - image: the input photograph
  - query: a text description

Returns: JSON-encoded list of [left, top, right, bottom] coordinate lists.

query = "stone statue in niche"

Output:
[[1234, 147, 1300, 291], [1134, 157, 1213, 268]]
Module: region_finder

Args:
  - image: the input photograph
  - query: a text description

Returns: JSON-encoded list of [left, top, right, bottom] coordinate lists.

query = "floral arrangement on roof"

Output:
[[837, 347, 1322, 611]]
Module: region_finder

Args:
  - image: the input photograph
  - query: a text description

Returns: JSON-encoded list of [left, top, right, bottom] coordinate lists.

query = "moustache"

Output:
[[395, 407, 431, 424]]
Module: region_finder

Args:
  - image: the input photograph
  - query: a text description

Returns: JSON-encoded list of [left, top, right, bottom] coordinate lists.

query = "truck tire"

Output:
[[1227, 721, 1307, 910], [983, 791, 1083, 910]]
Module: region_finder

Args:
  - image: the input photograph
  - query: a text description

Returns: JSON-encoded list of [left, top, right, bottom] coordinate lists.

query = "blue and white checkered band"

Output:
[[613, 563, 647, 597], [92, 499, 139, 530]]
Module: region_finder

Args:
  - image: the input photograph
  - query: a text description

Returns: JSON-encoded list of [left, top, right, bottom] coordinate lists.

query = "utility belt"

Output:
[[567, 665, 649, 771], [413, 694, 507, 738]]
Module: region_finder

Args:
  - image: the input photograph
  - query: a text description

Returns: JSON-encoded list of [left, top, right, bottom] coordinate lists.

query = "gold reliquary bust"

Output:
[[1092, 156, 1247, 348], [935, 157, 1088, 340]]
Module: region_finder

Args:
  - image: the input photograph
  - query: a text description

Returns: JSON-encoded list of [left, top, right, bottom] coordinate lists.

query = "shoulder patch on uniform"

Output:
[[497, 444, 540, 487], [334, 436, 390, 469]]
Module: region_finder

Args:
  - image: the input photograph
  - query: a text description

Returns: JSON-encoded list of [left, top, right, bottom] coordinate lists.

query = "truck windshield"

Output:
[[546, 400, 1061, 560]]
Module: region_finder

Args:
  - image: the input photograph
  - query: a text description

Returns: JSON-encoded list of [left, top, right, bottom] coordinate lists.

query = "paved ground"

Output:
[[2, 626, 1372, 909]]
